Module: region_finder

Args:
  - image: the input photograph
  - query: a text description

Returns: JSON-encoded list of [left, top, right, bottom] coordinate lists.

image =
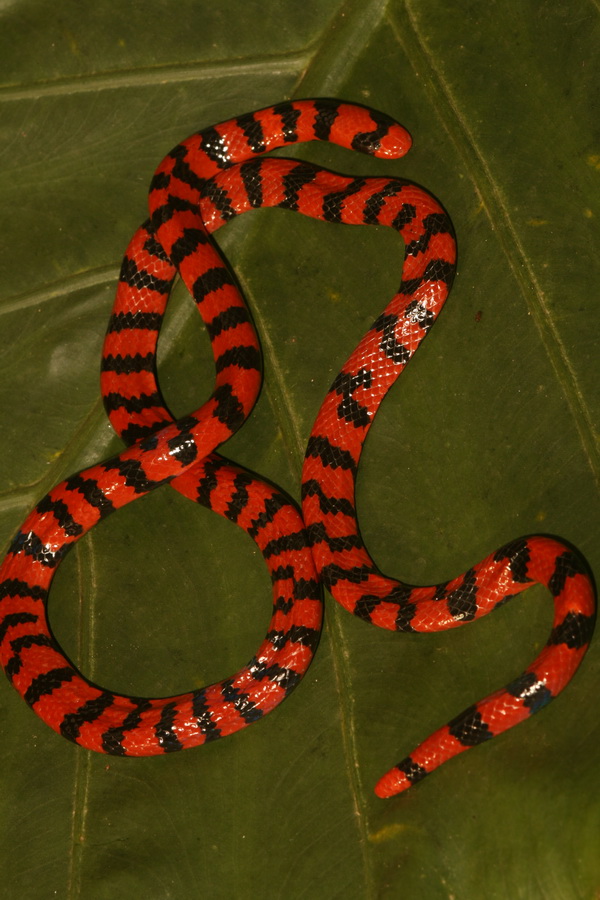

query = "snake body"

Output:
[[0, 100, 595, 796]]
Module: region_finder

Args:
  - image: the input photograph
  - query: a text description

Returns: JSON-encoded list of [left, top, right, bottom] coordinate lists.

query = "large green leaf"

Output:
[[1, 1, 599, 897]]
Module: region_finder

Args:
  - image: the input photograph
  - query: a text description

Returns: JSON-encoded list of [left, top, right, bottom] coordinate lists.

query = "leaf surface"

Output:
[[1, 2, 599, 897]]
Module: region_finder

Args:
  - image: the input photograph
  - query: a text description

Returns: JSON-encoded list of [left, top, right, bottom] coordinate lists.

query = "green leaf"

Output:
[[1, 1, 599, 897]]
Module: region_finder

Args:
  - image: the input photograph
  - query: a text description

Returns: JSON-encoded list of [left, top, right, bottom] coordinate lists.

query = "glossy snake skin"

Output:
[[1, 100, 595, 797]]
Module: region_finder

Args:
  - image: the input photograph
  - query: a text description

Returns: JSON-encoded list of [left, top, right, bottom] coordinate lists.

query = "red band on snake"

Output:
[[0, 99, 595, 797]]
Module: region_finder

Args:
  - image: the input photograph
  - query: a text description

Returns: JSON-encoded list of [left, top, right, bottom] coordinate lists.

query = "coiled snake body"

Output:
[[0, 100, 595, 797]]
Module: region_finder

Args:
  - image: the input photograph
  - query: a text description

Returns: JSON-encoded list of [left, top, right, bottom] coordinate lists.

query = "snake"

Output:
[[0, 100, 595, 797]]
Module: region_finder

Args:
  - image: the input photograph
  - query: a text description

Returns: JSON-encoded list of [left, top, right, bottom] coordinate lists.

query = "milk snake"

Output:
[[0, 100, 595, 798]]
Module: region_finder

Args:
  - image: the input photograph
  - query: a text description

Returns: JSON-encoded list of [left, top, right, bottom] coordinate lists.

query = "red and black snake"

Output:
[[0, 100, 595, 797]]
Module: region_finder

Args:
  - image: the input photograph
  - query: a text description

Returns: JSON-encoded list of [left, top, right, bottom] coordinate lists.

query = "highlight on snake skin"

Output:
[[0, 99, 595, 798]]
